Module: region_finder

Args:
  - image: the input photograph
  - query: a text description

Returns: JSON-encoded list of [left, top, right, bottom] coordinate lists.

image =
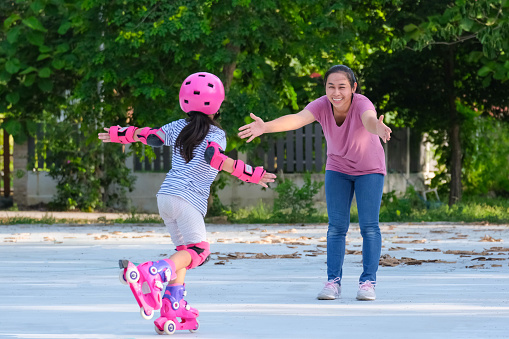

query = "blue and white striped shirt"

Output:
[[157, 119, 227, 216]]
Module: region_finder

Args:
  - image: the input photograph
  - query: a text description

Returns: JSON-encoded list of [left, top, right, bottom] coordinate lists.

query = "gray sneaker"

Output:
[[317, 278, 341, 300], [356, 280, 376, 300]]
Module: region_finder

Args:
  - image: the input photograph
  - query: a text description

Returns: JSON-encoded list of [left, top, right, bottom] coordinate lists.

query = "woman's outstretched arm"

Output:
[[238, 110, 315, 143]]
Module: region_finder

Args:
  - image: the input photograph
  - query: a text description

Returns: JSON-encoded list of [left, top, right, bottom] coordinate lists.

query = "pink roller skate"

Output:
[[119, 259, 176, 320], [154, 284, 200, 335]]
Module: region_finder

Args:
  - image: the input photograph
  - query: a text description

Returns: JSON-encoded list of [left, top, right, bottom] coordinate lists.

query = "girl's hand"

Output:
[[238, 113, 266, 143], [376, 115, 392, 143], [98, 128, 112, 142], [257, 171, 277, 188]]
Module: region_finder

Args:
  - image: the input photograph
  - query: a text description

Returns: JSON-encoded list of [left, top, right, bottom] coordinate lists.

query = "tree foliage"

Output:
[[0, 0, 133, 209], [364, 0, 509, 204], [1, 0, 508, 210], [0, 0, 86, 143], [396, 0, 509, 119]]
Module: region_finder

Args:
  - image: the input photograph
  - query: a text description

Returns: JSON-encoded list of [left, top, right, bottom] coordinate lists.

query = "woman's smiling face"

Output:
[[325, 72, 357, 112]]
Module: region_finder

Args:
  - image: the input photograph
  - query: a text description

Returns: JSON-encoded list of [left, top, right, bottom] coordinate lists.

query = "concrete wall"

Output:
[[26, 171, 57, 205], [20, 170, 427, 214]]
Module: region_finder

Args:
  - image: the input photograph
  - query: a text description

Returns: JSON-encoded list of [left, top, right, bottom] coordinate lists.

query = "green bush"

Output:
[[39, 117, 135, 212], [462, 117, 509, 196], [377, 188, 509, 223], [215, 173, 325, 224], [272, 172, 324, 222], [208, 174, 509, 225], [379, 186, 428, 221]]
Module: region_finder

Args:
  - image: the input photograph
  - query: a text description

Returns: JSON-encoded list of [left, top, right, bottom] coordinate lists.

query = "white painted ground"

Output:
[[0, 222, 508, 339]]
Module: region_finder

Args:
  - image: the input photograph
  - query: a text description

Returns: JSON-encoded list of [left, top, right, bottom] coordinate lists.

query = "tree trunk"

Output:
[[444, 46, 462, 206], [3, 131, 10, 198], [207, 43, 240, 214], [221, 43, 240, 92]]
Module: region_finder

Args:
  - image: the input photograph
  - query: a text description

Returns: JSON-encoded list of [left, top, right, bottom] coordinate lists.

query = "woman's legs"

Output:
[[353, 173, 384, 283], [325, 170, 355, 282]]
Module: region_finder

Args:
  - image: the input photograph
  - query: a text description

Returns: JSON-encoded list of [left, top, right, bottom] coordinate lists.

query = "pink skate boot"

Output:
[[119, 259, 177, 320], [154, 284, 200, 335]]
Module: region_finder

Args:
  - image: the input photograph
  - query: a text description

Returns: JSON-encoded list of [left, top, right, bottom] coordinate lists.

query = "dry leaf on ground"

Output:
[[393, 239, 426, 244], [480, 235, 502, 242], [379, 254, 456, 267]]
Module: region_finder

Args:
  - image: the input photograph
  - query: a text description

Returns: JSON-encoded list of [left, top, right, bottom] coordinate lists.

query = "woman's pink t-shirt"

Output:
[[305, 93, 386, 176]]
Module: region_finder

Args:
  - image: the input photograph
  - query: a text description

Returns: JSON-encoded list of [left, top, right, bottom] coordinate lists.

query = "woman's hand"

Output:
[[238, 113, 266, 143], [376, 115, 392, 143], [257, 171, 277, 188], [98, 128, 111, 143]]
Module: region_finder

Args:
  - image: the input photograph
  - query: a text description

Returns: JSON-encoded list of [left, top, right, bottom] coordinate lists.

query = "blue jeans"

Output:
[[325, 170, 384, 283]]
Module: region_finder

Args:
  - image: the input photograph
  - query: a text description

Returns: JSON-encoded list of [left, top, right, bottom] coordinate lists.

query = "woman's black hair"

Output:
[[323, 65, 362, 94], [175, 111, 223, 163]]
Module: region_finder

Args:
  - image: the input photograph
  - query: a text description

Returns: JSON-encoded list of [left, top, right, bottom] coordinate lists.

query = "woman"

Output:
[[238, 65, 391, 301]]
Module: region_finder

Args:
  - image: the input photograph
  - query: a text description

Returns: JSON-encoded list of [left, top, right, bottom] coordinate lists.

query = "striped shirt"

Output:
[[157, 119, 227, 216]]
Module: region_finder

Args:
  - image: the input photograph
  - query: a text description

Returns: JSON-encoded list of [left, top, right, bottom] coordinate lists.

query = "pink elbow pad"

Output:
[[138, 127, 165, 147], [231, 160, 266, 184], [204, 141, 228, 171]]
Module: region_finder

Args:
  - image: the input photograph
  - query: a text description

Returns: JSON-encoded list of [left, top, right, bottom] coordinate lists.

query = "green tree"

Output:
[[462, 116, 509, 196], [365, 0, 509, 205], [0, 0, 85, 142], [0, 0, 134, 210], [75, 0, 400, 143], [1, 0, 404, 210]]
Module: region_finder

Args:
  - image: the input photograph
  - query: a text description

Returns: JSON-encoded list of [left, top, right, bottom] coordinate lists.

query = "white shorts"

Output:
[[157, 194, 206, 247]]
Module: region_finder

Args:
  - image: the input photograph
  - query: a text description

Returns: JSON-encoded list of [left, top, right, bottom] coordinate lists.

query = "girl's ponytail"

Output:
[[175, 111, 222, 163]]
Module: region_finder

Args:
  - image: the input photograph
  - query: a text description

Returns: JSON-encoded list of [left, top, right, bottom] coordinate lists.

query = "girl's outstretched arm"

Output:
[[98, 126, 165, 146], [205, 141, 276, 188], [238, 110, 315, 143]]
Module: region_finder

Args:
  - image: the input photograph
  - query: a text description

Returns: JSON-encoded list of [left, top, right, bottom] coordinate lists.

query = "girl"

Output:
[[99, 72, 276, 334]]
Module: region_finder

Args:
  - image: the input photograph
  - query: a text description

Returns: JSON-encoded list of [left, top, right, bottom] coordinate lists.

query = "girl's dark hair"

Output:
[[175, 111, 223, 163], [323, 65, 362, 94]]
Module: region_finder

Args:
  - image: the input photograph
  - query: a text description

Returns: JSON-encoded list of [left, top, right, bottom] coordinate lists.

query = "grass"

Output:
[[0, 194, 507, 225], [375, 190, 509, 224], [212, 192, 509, 225], [0, 215, 60, 225], [0, 213, 163, 225]]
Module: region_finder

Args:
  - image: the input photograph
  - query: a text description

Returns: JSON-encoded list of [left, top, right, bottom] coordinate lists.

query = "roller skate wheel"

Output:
[[189, 320, 200, 333], [140, 307, 154, 320], [119, 270, 128, 285], [164, 320, 176, 335], [185, 304, 190, 311], [154, 325, 164, 335], [126, 268, 140, 283]]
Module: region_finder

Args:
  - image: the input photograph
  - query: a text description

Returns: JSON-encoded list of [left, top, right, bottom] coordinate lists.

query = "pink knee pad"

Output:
[[184, 241, 211, 270], [175, 245, 187, 251]]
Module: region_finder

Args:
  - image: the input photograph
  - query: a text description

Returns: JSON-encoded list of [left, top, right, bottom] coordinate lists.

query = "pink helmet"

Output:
[[179, 72, 225, 115]]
